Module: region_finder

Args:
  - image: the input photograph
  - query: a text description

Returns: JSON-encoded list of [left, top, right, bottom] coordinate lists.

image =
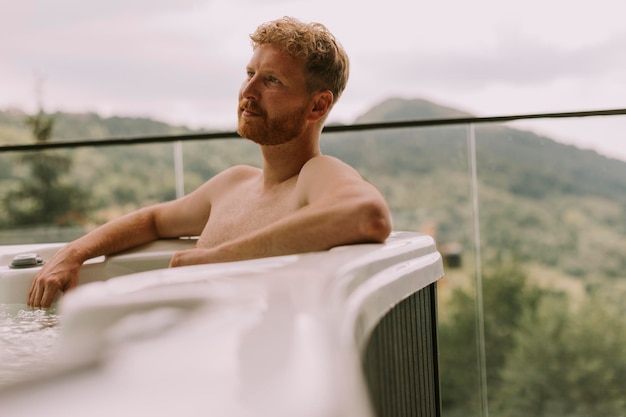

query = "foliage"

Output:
[[492, 290, 626, 417], [438, 258, 544, 416], [1, 111, 91, 227], [439, 257, 626, 417], [0, 110, 263, 228]]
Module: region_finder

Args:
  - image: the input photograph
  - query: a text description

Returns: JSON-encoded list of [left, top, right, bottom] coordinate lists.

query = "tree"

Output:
[[1, 110, 91, 227], [492, 291, 626, 417], [438, 258, 544, 417]]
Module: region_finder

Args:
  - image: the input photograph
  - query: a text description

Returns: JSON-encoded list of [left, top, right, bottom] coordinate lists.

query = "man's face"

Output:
[[237, 44, 312, 146]]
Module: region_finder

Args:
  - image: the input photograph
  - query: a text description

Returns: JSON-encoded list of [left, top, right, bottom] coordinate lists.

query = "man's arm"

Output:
[[27, 207, 158, 307], [170, 156, 392, 267], [27, 175, 216, 308]]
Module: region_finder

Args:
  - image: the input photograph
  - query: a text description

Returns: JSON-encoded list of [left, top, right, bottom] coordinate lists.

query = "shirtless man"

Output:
[[27, 17, 392, 308]]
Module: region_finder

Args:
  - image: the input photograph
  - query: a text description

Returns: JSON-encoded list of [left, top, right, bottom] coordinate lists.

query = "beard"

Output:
[[237, 100, 309, 146]]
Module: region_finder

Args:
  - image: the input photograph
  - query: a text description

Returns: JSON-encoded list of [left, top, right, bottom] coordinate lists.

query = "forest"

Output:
[[1, 97, 625, 416]]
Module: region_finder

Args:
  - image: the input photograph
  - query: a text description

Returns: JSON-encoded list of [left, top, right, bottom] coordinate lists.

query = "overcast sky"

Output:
[[2, 0, 626, 159]]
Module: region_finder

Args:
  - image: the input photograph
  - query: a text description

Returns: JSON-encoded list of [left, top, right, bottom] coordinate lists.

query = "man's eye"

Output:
[[267, 76, 280, 84]]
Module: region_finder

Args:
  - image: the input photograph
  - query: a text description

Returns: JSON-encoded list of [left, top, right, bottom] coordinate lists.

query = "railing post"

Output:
[[467, 123, 489, 417], [173, 140, 185, 199]]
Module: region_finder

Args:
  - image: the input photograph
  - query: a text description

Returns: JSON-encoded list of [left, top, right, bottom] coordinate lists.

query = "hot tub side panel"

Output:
[[363, 282, 441, 417]]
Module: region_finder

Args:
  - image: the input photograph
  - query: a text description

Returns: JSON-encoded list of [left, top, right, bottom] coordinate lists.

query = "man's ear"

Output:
[[309, 90, 333, 122]]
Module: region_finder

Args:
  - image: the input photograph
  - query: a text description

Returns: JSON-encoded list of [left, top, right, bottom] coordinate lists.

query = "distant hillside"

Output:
[[325, 98, 626, 200], [321, 98, 626, 280], [0, 109, 197, 144], [354, 97, 473, 123], [0, 108, 260, 225], [1, 99, 625, 280]]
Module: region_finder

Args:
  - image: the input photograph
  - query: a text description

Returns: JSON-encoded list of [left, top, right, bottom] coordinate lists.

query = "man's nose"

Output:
[[240, 76, 260, 100]]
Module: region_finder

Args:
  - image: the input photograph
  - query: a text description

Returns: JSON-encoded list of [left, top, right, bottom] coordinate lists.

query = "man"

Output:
[[28, 17, 392, 308]]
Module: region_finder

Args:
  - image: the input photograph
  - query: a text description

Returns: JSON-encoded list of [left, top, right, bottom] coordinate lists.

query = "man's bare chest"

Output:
[[196, 184, 301, 247]]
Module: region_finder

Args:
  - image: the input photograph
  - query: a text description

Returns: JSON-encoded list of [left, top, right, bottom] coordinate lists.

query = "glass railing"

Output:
[[1, 109, 625, 417]]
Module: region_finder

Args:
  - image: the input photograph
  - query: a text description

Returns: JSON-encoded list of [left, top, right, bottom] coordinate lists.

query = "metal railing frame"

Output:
[[1, 108, 625, 153]]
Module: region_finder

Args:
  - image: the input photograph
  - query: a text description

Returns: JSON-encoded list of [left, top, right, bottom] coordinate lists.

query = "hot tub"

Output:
[[0, 231, 444, 417], [0, 238, 197, 305]]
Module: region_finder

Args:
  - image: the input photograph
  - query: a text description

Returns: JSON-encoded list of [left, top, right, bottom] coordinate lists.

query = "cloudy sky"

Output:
[[2, 0, 626, 159]]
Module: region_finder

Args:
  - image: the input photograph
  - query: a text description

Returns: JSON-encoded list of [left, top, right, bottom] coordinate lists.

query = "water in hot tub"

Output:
[[0, 304, 61, 385]]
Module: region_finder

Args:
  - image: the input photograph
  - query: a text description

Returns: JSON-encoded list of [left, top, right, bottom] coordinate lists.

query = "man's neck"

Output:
[[260, 138, 321, 187]]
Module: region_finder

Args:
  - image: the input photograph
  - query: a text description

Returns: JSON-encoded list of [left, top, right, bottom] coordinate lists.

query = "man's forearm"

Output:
[[170, 197, 391, 267], [65, 207, 162, 263], [28, 207, 163, 308]]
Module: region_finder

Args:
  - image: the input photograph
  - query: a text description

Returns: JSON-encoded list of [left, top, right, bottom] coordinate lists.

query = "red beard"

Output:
[[237, 99, 309, 146]]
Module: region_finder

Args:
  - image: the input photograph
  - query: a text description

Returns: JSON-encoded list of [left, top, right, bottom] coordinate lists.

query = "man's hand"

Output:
[[169, 247, 226, 268], [27, 247, 83, 308]]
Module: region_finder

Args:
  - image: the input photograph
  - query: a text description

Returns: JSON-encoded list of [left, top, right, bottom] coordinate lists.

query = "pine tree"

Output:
[[2, 110, 91, 227]]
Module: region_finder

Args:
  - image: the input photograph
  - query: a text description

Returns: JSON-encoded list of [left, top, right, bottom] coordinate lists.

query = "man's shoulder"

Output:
[[295, 156, 363, 199], [196, 165, 260, 195], [216, 165, 262, 181], [301, 155, 360, 178]]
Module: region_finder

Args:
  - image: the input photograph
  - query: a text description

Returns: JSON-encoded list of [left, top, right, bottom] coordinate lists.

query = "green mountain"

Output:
[[354, 97, 473, 122], [1, 98, 625, 281], [321, 98, 626, 281], [0, 109, 259, 218], [0, 109, 197, 143]]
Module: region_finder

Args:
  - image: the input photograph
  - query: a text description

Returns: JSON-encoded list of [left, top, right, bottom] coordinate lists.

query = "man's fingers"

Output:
[[40, 287, 58, 309], [169, 250, 187, 268], [28, 280, 45, 308], [27, 284, 36, 307], [27, 278, 60, 308]]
